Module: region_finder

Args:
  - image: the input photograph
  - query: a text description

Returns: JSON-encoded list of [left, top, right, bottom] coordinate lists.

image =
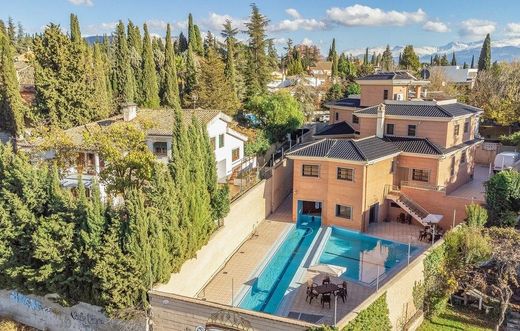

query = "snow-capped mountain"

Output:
[[344, 38, 520, 64]]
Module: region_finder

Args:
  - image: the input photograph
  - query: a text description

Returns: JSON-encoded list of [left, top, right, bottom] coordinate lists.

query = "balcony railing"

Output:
[[400, 181, 446, 192]]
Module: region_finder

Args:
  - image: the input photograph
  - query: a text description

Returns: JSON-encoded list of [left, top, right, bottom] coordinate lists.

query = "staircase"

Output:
[[386, 188, 430, 226]]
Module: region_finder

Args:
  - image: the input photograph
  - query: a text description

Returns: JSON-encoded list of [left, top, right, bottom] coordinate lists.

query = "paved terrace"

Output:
[[448, 164, 491, 202], [198, 198, 293, 305]]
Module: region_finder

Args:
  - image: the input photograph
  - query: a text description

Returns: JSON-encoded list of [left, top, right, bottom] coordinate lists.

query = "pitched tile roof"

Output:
[[288, 136, 400, 162], [357, 71, 417, 81], [65, 108, 225, 146], [355, 102, 482, 118], [325, 97, 361, 108], [315, 121, 357, 137], [383, 136, 443, 155]]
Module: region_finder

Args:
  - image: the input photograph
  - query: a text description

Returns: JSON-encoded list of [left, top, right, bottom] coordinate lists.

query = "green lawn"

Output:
[[418, 305, 495, 331]]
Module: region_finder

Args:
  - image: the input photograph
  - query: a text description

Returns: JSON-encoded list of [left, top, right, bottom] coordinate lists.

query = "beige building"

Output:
[[288, 71, 484, 232]]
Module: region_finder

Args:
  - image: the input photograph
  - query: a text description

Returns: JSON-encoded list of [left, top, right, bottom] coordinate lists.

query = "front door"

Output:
[[369, 203, 379, 224]]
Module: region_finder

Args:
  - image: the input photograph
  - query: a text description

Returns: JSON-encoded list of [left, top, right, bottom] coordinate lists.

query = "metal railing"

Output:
[[398, 193, 430, 220]]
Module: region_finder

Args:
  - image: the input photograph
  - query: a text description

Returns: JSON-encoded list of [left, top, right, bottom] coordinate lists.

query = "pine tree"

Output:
[[399, 45, 420, 71], [0, 29, 25, 136], [381, 45, 393, 71], [70, 14, 82, 44], [222, 19, 239, 99], [139, 24, 160, 108], [267, 39, 278, 71], [197, 47, 239, 114], [478, 33, 491, 71], [112, 21, 135, 104], [162, 23, 181, 110], [451, 52, 457, 65], [6, 17, 16, 46], [440, 54, 449, 66], [370, 51, 376, 65], [470, 54, 475, 69], [244, 3, 270, 98]]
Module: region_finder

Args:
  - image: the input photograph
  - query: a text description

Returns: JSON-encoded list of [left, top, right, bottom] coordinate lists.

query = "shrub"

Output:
[[465, 204, 488, 227], [423, 245, 454, 318], [485, 170, 520, 227], [343, 292, 391, 331]]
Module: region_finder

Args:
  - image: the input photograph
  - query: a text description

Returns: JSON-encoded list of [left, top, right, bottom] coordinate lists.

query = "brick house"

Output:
[[288, 71, 484, 232]]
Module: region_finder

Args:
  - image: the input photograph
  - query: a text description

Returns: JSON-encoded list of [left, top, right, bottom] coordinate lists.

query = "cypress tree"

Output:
[[370, 52, 376, 65], [112, 21, 135, 103], [244, 3, 270, 98], [328, 38, 336, 61], [123, 189, 152, 302], [70, 13, 82, 44], [140, 24, 160, 108], [0, 29, 25, 136], [188, 13, 197, 51], [222, 19, 239, 99], [463, 62, 468, 69], [363, 48, 369, 65], [194, 24, 203, 55], [162, 23, 181, 110], [381, 45, 393, 71], [331, 51, 339, 80], [267, 39, 278, 71], [177, 31, 188, 53], [470, 54, 475, 68], [183, 45, 198, 108], [127, 21, 142, 102], [91, 43, 112, 119], [451, 52, 457, 65], [478, 33, 491, 71]]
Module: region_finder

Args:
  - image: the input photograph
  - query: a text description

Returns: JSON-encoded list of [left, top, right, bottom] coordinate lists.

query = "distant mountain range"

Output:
[[345, 38, 520, 64]]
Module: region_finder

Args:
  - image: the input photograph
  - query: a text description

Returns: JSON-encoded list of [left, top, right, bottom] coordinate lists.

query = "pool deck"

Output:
[[199, 196, 429, 326], [198, 198, 293, 305], [448, 165, 490, 202]]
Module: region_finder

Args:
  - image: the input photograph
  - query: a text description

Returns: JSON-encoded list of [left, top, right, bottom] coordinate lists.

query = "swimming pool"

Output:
[[319, 227, 420, 284], [238, 217, 320, 314]]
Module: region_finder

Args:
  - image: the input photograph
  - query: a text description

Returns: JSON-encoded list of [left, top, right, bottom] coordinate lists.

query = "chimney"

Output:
[[120, 102, 137, 122], [376, 104, 386, 138]]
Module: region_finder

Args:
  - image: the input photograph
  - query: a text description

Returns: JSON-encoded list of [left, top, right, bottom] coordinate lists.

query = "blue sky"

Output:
[[3, 0, 520, 54]]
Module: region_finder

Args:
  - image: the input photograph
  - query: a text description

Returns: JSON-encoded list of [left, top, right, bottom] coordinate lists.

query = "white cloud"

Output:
[[301, 38, 314, 46], [326, 4, 426, 27], [423, 21, 450, 33], [202, 13, 247, 32], [459, 19, 495, 40], [285, 8, 301, 19], [84, 21, 116, 35], [270, 18, 326, 32], [272, 37, 287, 45], [505, 23, 520, 36], [68, 0, 93, 6], [146, 19, 168, 31]]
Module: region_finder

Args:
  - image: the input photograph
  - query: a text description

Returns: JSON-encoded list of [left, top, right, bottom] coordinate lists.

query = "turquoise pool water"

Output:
[[238, 216, 320, 314], [319, 227, 420, 284]]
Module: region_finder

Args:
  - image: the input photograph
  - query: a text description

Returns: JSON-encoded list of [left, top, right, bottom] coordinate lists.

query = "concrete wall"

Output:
[[149, 291, 312, 331], [474, 142, 498, 165], [337, 239, 445, 330], [0, 290, 145, 331]]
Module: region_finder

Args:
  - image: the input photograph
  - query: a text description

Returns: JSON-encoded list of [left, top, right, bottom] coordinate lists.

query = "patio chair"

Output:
[[397, 213, 406, 223], [322, 276, 331, 285], [306, 286, 319, 304], [418, 230, 427, 241], [321, 293, 331, 308], [335, 281, 348, 303]]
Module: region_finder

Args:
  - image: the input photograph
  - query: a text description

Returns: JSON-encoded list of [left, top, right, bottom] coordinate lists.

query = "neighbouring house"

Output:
[[308, 61, 332, 79], [427, 65, 478, 88], [14, 56, 36, 105], [287, 71, 485, 232], [40, 104, 252, 195]]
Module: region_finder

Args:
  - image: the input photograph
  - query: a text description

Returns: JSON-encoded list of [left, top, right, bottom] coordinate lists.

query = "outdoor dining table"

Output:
[[314, 283, 339, 295]]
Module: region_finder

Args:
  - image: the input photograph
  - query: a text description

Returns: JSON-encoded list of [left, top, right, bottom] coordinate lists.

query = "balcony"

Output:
[[400, 180, 445, 192]]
